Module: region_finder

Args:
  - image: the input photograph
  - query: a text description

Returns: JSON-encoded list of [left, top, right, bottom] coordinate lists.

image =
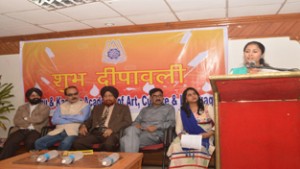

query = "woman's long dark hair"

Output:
[[181, 87, 204, 118]]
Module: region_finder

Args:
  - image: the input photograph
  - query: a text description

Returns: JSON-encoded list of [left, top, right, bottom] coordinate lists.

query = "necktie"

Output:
[[103, 108, 109, 120], [99, 108, 109, 128]]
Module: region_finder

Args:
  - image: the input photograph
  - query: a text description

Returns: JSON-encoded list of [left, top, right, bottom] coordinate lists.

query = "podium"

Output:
[[210, 72, 300, 169]]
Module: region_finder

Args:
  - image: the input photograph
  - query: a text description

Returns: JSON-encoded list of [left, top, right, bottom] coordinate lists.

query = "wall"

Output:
[[0, 36, 299, 138], [228, 37, 300, 73], [0, 54, 24, 138]]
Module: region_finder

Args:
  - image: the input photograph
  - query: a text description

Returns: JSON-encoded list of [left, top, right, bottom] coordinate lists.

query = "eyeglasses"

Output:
[[152, 94, 163, 98], [66, 92, 78, 97]]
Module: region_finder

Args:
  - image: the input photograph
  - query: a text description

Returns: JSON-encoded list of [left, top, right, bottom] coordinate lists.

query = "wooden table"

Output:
[[0, 151, 143, 169]]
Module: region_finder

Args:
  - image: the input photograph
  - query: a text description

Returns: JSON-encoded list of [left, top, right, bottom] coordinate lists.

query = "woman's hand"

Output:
[[202, 130, 214, 138]]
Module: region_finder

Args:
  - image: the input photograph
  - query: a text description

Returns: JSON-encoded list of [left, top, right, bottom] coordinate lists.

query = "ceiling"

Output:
[[0, 0, 299, 55], [1, 0, 300, 38]]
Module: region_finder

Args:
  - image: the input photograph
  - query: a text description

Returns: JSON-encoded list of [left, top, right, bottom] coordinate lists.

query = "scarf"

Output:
[[180, 107, 210, 150]]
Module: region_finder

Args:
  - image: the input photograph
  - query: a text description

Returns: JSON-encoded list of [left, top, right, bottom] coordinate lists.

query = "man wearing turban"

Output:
[[73, 86, 132, 151], [0, 88, 50, 160]]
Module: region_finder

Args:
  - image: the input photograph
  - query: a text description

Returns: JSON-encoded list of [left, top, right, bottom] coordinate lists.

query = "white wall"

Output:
[[0, 36, 299, 138], [0, 54, 24, 138], [228, 37, 300, 73]]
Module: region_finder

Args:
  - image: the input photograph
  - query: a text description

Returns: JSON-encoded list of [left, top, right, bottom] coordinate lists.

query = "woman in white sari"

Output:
[[167, 87, 215, 169]]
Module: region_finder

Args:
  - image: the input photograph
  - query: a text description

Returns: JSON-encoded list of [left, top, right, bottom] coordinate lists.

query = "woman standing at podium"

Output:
[[167, 87, 215, 169], [230, 41, 270, 74]]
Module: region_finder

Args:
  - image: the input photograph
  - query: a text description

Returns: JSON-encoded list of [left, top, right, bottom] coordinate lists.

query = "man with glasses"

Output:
[[35, 86, 90, 150], [73, 86, 132, 151], [120, 88, 175, 152]]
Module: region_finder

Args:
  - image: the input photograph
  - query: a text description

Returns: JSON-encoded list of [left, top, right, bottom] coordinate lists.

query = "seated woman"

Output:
[[230, 41, 272, 74], [167, 87, 215, 169]]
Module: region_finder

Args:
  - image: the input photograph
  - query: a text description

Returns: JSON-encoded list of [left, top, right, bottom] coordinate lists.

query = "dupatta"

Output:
[[180, 108, 210, 149]]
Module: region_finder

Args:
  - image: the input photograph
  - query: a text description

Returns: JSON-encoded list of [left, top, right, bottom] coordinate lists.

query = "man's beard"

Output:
[[29, 98, 42, 105], [103, 100, 115, 106]]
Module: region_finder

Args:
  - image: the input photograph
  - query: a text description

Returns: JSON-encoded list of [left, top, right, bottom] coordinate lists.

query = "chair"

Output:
[[139, 126, 176, 169]]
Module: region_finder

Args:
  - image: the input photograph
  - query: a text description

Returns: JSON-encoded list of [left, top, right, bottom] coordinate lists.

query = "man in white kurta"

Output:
[[35, 86, 90, 150]]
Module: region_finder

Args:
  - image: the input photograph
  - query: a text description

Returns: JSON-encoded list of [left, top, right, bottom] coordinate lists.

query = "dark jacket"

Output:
[[84, 103, 132, 138]]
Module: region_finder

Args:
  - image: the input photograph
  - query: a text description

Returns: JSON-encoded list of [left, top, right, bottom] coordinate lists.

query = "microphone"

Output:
[[246, 61, 262, 69], [246, 61, 299, 72], [246, 61, 256, 68]]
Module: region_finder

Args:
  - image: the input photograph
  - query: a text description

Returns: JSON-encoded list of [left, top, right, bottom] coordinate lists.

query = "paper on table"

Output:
[[181, 134, 202, 150]]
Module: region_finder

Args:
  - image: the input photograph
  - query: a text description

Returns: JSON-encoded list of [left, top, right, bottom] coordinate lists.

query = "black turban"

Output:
[[25, 88, 43, 99], [100, 86, 119, 98]]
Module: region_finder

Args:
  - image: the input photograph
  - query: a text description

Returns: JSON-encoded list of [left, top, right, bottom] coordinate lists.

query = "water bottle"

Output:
[[101, 153, 120, 166], [61, 152, 84, 164], [36, 150, 59, 162]]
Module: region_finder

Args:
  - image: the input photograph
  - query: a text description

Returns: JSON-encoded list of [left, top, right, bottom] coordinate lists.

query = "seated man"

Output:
[[0, 88, 50, 160], [120, 88, 175, 152], [35, 86, 90, 150], [73, 86, 132, 151]]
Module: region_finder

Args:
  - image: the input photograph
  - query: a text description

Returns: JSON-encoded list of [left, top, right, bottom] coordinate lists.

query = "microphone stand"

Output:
[[247, 65, 299, 72]]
